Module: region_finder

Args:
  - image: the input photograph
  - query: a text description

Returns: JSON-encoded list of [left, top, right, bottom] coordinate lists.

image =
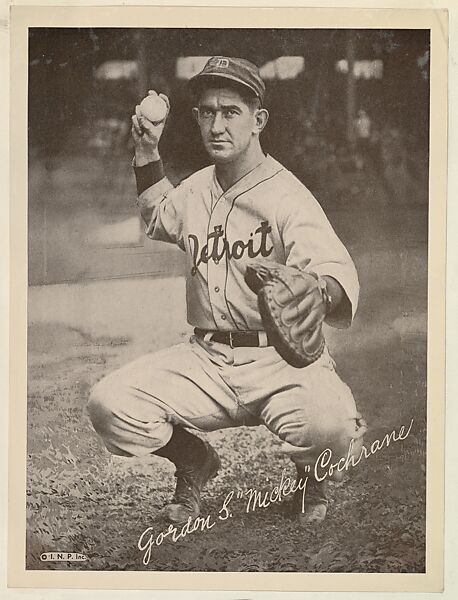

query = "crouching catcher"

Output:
[[88, 56, 367, 525]]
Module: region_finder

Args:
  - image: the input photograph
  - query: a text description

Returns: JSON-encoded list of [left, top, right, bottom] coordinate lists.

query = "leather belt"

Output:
[[194, 328, 271, 348]]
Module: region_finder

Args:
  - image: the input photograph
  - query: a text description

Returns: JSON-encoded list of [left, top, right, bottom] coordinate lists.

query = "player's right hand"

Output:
[[131, 92, 170, 166]]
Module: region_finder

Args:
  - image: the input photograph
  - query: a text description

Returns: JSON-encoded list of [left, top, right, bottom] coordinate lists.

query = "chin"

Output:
[[208, 151, 233, 163], [206, 147, 237, 163]]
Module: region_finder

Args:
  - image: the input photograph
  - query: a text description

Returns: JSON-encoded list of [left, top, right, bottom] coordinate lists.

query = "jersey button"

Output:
[[221, 315, 226, 320], [214, 286, 220, 293], [214, 258, 219, 264]]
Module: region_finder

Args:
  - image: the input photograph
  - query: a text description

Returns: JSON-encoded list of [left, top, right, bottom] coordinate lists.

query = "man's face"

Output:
[[194, 87, 260, 164]]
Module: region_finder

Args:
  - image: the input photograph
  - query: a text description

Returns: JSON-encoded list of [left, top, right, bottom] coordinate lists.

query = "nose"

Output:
[[211, 111, 225, 135]]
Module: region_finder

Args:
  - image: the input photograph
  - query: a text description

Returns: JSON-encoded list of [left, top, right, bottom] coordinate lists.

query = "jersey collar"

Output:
[[212, 154, 284, 203]]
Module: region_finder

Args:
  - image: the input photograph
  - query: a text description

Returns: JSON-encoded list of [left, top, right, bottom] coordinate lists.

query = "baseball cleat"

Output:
[[162, 442, 221, 524], [296, 502, 327, 525], [292, 474, 329, 525]]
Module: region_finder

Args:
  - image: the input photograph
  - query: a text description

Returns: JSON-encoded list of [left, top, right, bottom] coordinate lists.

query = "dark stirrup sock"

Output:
[[154, 427, 207, 466]]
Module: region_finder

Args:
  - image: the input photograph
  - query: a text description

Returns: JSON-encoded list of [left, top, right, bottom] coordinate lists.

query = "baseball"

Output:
[[139, 92, 168, 123]]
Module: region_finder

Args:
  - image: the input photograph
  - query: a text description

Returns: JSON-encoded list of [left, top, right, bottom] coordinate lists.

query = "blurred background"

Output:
[[28, 28, 429, 286]]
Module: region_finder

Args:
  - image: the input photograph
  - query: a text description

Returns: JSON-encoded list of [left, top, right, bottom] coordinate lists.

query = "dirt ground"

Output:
[[26, 154, 428, 572]]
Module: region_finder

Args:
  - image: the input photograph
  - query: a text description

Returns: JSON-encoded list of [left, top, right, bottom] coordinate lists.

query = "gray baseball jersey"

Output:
[[137, 154, 359, 332]]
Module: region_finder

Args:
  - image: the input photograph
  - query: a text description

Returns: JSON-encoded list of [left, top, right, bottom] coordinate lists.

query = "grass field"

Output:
[[26, 154, 428, 572]]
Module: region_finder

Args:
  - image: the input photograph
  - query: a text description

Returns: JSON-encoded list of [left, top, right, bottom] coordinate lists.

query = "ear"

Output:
[[192, 107, 199, 122], [254, 108, 269, 134]]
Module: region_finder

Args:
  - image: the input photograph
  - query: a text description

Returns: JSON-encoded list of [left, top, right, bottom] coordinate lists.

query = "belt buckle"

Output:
[[229, 332, 234, 348]]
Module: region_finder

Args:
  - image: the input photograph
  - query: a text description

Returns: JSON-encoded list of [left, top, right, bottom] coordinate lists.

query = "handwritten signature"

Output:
[[138, 418, 414, 566]]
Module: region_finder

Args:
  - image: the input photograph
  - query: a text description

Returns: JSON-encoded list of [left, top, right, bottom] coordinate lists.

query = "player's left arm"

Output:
[[280, 192, 359, 329]]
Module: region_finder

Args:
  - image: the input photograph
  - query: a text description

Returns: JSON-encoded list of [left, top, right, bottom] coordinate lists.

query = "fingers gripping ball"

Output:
[[139, 92, 168, 124], [245, 260, 326, 368]]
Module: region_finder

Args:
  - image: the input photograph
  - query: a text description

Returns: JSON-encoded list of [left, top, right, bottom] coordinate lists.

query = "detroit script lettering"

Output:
[[188, 220, 273, 275]]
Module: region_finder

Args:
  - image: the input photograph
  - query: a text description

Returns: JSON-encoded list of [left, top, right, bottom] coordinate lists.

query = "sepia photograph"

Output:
[[8, 5, 447, 590]]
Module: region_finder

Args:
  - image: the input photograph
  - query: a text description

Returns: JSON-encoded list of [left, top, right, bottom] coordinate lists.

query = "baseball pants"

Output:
[[88, 335, 366, 477]]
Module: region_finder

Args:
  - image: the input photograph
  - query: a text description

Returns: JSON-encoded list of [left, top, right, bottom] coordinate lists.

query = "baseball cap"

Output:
[[189, 56, 265, 103]]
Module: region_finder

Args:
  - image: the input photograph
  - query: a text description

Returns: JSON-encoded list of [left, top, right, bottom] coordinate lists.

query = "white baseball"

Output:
[[139, 93, 168, 123]]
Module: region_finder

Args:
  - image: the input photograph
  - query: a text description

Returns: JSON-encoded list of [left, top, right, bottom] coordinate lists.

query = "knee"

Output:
[[314, 414, 355, 448], [285, 413, 360, 454], [87, 376, 172, 458], [87, 377, 120, 435]]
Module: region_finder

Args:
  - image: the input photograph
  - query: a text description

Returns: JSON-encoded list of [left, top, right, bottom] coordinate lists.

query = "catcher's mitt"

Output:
[[245, 260, 327, 368]]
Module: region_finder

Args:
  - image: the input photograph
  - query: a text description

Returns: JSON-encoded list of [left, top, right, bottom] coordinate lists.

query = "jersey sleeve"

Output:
[[137, 178, 186, 251], [280, 189, 359, 328]]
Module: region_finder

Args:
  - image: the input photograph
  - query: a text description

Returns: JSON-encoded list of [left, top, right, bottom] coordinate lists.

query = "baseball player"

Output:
[[88, 56, 367, 525]]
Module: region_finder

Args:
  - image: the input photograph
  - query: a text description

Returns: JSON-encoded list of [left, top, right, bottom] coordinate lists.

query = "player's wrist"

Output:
[[316, 276, 333, 315], [134, 148, 161, 166], [320, 276, 343, 315], [133, 157, 165, 196]]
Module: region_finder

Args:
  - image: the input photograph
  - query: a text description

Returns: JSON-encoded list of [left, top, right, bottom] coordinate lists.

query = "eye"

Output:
[[224, 109, 238, 118], [199, 109, 214, 119]]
